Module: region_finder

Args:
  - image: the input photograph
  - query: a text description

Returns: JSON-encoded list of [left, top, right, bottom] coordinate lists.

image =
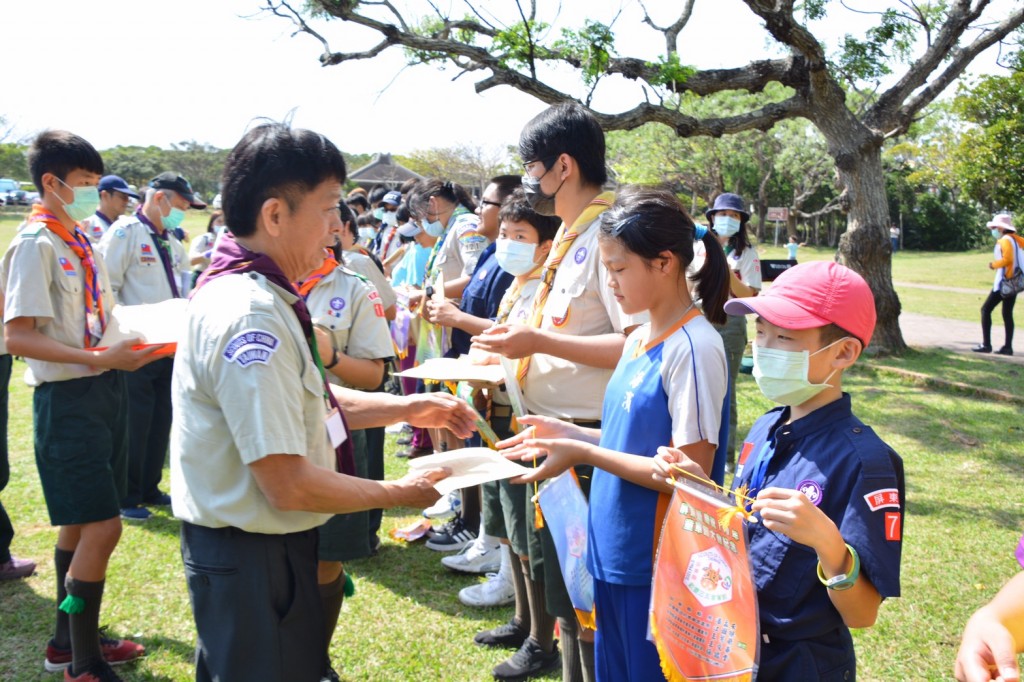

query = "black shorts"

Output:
[[33, 371, 128, 526]]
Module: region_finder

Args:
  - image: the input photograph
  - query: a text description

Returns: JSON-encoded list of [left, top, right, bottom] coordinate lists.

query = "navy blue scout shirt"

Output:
[[733, 393, 904, 644], [448, 242, 513, 356]]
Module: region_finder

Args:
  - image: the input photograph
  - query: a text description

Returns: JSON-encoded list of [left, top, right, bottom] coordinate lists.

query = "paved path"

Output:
[[899, 312, 1023, 365], [893, 281, 990, 296]]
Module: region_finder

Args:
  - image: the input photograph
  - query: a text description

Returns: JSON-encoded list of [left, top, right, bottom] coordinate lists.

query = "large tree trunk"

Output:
[[832, 144, 906, 355]]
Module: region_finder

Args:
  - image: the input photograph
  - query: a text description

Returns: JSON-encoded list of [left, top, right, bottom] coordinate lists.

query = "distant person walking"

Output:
[[972, 214, 1024, 357], [890, 224, 900, 252]]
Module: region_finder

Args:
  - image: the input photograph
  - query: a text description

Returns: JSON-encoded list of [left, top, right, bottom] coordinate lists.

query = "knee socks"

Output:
[[63, 577, 104, 675], [578, 635, 596, 682], [319, 571, 346, 672], [525, 572, 556, 653], [508, 552, 530, 632], [558, 616, 582, 682], [53, 547, 74, 649]]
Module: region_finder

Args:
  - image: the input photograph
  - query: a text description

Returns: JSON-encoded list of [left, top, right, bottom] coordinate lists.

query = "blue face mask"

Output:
[[423, 218, 445, 238], [713, 215, 741, 238], [56, 178, 100, 222], [358, 227, 376, 242], [991, 228, 1002, 240], [160, 195, 185, 230]]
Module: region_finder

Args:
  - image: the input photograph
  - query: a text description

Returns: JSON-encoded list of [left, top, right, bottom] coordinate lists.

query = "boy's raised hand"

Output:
[[751, 487, 835, 549], [652, 446, 709, 488]]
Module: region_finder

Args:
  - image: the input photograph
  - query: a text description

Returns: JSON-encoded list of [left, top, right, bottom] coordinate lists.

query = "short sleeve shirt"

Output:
[[170, 272, 335, 533], [343, 251, 397, 311], [435, 211, 488, 281], [1, 221, 117, 384], [490, 277, 541, 408], [690, 242, 763, 291], [523, 216, 647, 420], [732, 394, 904, 642], [81, 212, 114, 244], [305, 266, 394, 387], [97, 216, 184, 304], [588, 315, 727, 585]]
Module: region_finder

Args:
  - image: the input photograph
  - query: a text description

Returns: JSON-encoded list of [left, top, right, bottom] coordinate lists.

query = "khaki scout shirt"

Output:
[[97, 215, 184, 305], [306, 266, 394, 388], [1, 222, 117, 385], [523, 217, 647, 420], [170, 272, 335, 534], [435, 212, 489, 283], [342, 251, 397, 311]]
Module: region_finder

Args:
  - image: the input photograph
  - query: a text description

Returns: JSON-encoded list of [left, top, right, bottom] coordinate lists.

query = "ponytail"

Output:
[[415, 179, 477, 213], [694, 231, 730, 325]]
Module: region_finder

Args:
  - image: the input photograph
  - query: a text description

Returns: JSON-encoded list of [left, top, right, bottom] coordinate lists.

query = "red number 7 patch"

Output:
[[885, 512, 901, 541]]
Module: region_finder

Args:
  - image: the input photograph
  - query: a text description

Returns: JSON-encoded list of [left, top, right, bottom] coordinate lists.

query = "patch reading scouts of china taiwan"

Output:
[[223, 329, 280, 367]]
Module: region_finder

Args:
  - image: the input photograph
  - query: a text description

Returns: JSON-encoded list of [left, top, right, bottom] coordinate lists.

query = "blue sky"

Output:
[[1, 0, 1015, 157]]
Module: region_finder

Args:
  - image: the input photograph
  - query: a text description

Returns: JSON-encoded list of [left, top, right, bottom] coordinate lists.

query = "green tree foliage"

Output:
[[952, 53, 1024, 214], [0, 143, 27, 180]]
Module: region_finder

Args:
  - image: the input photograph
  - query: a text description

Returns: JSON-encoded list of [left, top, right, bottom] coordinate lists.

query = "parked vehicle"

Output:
[[0, 178, 28, 205]]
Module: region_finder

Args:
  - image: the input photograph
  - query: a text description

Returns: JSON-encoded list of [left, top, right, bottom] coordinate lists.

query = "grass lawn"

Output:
[[1, 355, 1022, 680]]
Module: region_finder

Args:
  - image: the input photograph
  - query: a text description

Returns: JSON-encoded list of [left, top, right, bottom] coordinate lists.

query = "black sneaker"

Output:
[[425, 515, 476, 552], [474, 619, 529, 649], [971, 344, 992, 353], [492, 638, 560, 681], [996, 346, 1014, 356]]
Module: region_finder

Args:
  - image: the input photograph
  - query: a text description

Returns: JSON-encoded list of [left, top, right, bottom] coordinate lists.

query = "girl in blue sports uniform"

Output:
[[500, 186, 732, 681]]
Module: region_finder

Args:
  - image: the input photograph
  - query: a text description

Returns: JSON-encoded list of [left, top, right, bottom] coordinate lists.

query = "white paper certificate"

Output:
[[395, 356, 506, 384], [407, 447, 531, 495], [97, 299, 188, 349]]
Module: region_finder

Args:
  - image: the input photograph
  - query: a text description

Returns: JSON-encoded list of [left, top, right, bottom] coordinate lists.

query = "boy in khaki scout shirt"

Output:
[[2, 130, 159, 682]]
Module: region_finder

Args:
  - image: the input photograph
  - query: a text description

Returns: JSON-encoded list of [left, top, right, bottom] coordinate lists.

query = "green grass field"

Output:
[[0, 358, 1021, 680]]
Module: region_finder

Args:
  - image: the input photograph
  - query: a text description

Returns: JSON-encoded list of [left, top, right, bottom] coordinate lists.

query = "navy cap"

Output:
[[705, 193, 749, 221], [98, 175, 140, 199], [382, 190, 402, 207], [150, 172, 207, 209]]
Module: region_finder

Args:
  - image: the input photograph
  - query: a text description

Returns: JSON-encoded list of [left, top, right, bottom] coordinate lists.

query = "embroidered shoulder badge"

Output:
[[863, 488, 900, 511], [223, 329, 280, 367]]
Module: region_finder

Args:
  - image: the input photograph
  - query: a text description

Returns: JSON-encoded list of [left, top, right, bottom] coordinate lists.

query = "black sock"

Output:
[[319, 571, 346, 673], [509, 552, 530, 632], [526, 574, 556, 653], [53, 547, 74, 649], [579, 635, 596, 682], [65, 577, 104, 675], [559, 616, 582, 682]]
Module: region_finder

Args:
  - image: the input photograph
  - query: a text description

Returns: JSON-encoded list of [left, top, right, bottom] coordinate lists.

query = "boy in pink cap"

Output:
[[655, 260, 904, 680]]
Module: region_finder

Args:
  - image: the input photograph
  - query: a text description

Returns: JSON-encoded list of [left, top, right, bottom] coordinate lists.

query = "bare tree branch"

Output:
[[637, 0, 697, 56]]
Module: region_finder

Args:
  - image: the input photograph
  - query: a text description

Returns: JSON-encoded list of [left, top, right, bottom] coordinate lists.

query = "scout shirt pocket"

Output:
[[53, 255, 86, 335], [750, 525, 816, 601], [299, 350, 336, 471], [542, 257, 588, 333]]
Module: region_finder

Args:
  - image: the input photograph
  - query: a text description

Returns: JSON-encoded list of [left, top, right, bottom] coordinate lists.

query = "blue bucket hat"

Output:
[[705, 193, 749, 221]]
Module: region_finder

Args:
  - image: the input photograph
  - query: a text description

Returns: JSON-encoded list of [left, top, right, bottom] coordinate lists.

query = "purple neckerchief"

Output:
[[194, 231, 355, 476], [135, 207, 181, 298], [1017, 533, 1024, 569], [95, 210, 114, 228]]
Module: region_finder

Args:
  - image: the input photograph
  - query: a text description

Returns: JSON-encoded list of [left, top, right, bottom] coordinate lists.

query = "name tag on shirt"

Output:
[[543, 288, 572, 320], [325, 407, 348, 448]]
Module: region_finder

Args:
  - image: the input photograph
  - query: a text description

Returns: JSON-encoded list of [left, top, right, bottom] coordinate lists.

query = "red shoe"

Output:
[[0, 556, 36, 580], [64, 660, 123, 682], [45, 637, 145, 672]]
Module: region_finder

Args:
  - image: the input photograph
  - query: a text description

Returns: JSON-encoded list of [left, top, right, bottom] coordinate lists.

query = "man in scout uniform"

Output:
[[81, 175, 139, 243], [2, 130, 157, 682], [473, 102, 646, 682], [172, 121, 474, 682], [98, 172, 203, 521]]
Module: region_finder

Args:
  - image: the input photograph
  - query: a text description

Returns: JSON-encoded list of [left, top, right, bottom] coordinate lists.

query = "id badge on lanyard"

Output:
[[325, 406, 347, 448]]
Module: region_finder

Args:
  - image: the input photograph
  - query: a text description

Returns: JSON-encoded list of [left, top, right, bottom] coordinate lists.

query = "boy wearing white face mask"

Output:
[[654, 260, 904, 681]]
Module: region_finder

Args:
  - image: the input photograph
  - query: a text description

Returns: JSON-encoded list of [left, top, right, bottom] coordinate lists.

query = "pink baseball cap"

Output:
[[724, 261, 876, 348]]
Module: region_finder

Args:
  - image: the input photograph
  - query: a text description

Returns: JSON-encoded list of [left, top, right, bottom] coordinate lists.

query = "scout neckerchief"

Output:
[[135, 207, 181, 298], [380, 225, 400, 261], [94, 210, 114, 229], [423, 205, 472, 285], [295, 255, 339, 299], [196, 232, 355, 476], [495, 262, 543, 324], [515, 191, 614, 385], [743, 439, 778, 512], [29, 205, 106, 348]]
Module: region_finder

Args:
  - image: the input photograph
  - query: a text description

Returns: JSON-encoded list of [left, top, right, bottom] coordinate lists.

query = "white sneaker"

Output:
[[441, 534, 501, 574], [423, 490, 461, 519], [385, 421, 411, 434], [458, 546, 515, 607]]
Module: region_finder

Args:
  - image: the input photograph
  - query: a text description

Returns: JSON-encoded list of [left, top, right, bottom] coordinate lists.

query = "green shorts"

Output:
[[318, 429, 371, 562], [33, 371, 128, 526]]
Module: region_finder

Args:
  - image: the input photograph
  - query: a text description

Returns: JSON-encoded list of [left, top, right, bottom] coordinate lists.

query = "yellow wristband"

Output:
[[816, 543, 860, 591]]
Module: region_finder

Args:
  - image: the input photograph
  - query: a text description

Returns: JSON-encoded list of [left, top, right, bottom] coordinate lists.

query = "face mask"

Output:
[[373, 207, 385, 221], [55, 178, 100, 222], [713, 215, 741, 237], [358, 227, 376, 241], [159, 195, 186, 230], [991, 229, 1002, 240], [423, 218, 445, 238], [751, 338, 846, 406], [522, 165, 565, 217], [382, 211, 397, 227], [495, 239, 538, 276]]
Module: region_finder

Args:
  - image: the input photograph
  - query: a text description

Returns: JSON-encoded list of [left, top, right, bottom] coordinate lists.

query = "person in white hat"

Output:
[[972, 213, 1024, 356]]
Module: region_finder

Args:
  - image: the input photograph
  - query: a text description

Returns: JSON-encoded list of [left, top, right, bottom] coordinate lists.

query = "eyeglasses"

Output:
[[522, 156, 556, 175]]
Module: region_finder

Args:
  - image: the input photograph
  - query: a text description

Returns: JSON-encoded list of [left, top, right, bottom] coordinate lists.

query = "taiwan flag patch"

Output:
[[141, 243, 152, 254], [58, 257, 76, 276]]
